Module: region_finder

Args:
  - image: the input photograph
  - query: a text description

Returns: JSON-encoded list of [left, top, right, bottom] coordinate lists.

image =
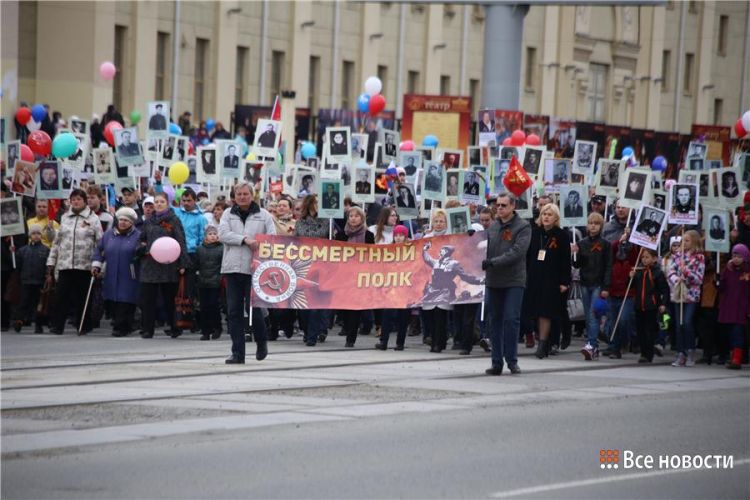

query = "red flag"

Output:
[[270, 95, 281, 121], [502, 155, 533, 197]]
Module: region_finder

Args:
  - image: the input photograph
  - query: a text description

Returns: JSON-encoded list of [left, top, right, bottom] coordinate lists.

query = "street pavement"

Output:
[[1, 327, 749, 499]]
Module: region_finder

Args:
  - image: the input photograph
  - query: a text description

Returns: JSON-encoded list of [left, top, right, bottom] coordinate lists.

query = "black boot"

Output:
[[535, 339, 549, 359]]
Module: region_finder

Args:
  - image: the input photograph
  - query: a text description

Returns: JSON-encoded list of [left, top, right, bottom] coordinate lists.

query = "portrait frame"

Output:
[[147, 100, 170, 137], [594, 159, 624, 197], [521, 146, 544, 177], [559, 184, 588, 227], [703, 208, 730, 253], [326, 126, 351, 162], [445, 169, 461, 200], [379, 129, 400, 163], [630, 205, 667, 251], [667, 182, 699, 225], [217, 140, 243, 179], [514, 188, 533, 219], [10, 160, 38, 197], [69, 118, 89, 135], [718, 166, 743, 210], [318, 179, 344, 219], [459, 169, 484, 205], [572, 140, 598, 175], [62, 132, 89, 171], [352, 165, 375, 204], [294, 169, 319, 198], [399, 151, 422, 183], [618, 167, 652, 210], [446, 206, 471, 235], [36, 160, 66, 200], [252, 119, 282, 158], [686, 141, 707, 161], [438, 148, 463, 170], [0, 197, 24, 236], [93, 147, 116, 185], [544, 158, 571, 194], [394, 183, 418, 221], [4, 140, 20, 176], [114, 127, 145, 167], [421, 161, 446, 202], [197, 146, 220, 185]]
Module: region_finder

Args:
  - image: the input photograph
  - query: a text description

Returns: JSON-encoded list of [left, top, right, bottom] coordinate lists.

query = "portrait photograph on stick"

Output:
[[618, 168, 652, 210], [630, 205, 667, 251], [594, 159, 623, 197], [667, 182, 699, 225], [0, 197, 24, 236], [704, 208, 730, 253], [572, 140, 597, 175], [559, 184, 588, 227]]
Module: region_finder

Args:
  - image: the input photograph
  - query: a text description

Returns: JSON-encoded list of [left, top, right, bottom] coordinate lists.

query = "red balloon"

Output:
[[15, 107, 32, 126], [104, 121, 123, 146], [368, 94, 386, 116], [27, 130, 52, 157], [510, 129, 526, 146], [188, 141, 195, 156], [736, 118, 747, 138], [525, 133, 541, 146], [19, 144, 34, 162], [502, 137, 512, 146]]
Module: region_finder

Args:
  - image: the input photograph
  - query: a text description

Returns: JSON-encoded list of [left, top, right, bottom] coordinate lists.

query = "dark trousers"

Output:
[[696, 306, 719, 359], [342, 310, 362, 345], [423, 308, 448, 350], [1, 271, 11, 328], [111, 302, 136, 333], [16, 284, 42, 326], [488, 287, 524, 368], [300, 309, 327, 343], [140, 282, 178, 335], [269, 309, 295, 338], [635, 309, 658, 361], [53, 270, 93, 332], [381, 308, 410, 347], [199, 287, 222, 334], [225, 273, 266, 361], [454, 303, 479, 351]]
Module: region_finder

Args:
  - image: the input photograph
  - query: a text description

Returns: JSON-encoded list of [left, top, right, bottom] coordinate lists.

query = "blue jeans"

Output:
[[487, 287, 525, 368], [607, 297, 633, 352], [581, 286, 602, 348], [675, 302, 697, 353], [225, 273, 266, 361]]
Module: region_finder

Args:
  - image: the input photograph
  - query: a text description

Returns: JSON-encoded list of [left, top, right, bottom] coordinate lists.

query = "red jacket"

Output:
[[609, 240, 639, 298]]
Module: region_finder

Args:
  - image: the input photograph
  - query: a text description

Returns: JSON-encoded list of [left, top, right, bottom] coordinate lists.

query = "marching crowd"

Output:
[[2, 104, 749, 374]]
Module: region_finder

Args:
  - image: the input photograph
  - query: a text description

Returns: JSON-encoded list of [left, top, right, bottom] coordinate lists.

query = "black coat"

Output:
[[335, 229, 375, 244], [632, 264, 669, 312], [195, 242, 223, 288], [525, 225, 571, 319], [138, 211, 190, 283], [17, 242, 50, 285]]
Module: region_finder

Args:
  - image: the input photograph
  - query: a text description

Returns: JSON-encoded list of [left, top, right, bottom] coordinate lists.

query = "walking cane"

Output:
[[79, 275, 96, 335]]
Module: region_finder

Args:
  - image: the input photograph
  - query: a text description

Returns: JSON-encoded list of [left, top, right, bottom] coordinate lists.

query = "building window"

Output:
[[713, 98, 723, 125], [718, 15, 729, 56], [377, 65, 388, 97], [525, 47, 536, 89], [194, 38, 209, 122], [235, 46, 248, 105], [308, 56, 320, 112], [440, 75, 450, 95], [270, 50, 285, 104], [587, 63, 607, 122], [684, 53, 694, 95], [113, 25, 127, 111], [661, 50, 671, 92], [341, 60, 355, 109], [155, 32, 169, 101], [688, 1, 697, 14], [407, 70, 420, 94], [469, 79, 479, 112]]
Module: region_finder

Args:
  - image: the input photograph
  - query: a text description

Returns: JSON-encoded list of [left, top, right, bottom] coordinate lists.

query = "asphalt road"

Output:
[[2, 329, 749, 499]]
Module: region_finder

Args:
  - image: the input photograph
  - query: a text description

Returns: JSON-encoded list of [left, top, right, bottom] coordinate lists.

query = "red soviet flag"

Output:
[[503, 154, 533, 197]]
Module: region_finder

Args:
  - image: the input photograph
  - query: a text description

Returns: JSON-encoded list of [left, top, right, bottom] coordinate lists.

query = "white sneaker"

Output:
[[581, 343, 593, 361], [671, 353, 686, 367]]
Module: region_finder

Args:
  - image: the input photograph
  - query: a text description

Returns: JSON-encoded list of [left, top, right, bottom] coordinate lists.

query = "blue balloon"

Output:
[[201, 138, 210, 145], [593, 298, 608, 316], [300, 142, 316, 160], [422, 134, 439, 148], [205, 119, 215, 132], [169, 122, 182, 135], [31, 104, 47, 123], [357, 93, 370, 113], [651, 155, 667, 171], [622, 146, 635, 158]]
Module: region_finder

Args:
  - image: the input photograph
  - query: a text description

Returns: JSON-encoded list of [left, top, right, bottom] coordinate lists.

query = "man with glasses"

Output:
[[482, 192, 531, 375]]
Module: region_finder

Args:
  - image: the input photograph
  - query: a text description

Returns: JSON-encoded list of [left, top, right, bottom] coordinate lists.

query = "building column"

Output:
[[131, 1, 159, 121], [213, 1, 240, 126], [695, 1, 716, 124], [423, 4, 444, 95], [539, 6, 561, 115], [481, 3, 528, 109], [359, 3, 381, 90], [1, 0, 20, 131], [290, 2, 313, 107], [645, 6, 665, 130]]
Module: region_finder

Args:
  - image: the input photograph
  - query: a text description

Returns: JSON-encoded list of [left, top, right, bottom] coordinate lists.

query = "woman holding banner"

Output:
[[336, 205, 375, 347], [294, 195, 332, 346], [421, 209, 452, 353]]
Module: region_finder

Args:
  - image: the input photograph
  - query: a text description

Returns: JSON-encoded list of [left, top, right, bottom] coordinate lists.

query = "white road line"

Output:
[[490, 458, 750, 498]]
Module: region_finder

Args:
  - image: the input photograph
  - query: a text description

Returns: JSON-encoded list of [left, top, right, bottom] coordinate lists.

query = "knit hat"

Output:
[[732, 243, 750, 262], [669, 236, 682, 247], [396, 167, 406, 176], [29, 224, 42, 235], [205, 225, 219, 236], [115, 207, 138, 224], [393, 225, 409, 237]]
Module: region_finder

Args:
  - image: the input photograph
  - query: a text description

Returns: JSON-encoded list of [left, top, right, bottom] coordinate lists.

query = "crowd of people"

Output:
[[2, 103, 749, 374]]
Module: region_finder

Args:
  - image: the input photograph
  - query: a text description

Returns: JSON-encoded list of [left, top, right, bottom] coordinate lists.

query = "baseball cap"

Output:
[[121, 187, 134, 194], [143, 196, 155, 205]]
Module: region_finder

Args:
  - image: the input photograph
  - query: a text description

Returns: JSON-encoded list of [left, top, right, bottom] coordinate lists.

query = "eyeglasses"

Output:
[[497, 203, 509, 208]]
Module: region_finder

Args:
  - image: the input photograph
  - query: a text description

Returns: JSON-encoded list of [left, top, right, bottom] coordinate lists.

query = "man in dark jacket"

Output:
[[482, 192, 531, 375]]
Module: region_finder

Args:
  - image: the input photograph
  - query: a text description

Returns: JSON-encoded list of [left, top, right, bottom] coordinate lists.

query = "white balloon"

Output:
[[26, 119, 41, 132], [742, 110, 750, 133], [364, 76, 382, 97]]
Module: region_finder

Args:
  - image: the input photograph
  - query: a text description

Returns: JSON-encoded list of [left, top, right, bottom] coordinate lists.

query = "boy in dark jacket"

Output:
[[195, 225, 223, 340], [630, 248, 669, 363], [14, 225, 50, 333], [573, 213, 612, 360], [605, 230, 639, 358]]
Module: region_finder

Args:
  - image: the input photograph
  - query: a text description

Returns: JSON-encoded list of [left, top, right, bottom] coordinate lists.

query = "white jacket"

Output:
[[219, 203, 276, 275]]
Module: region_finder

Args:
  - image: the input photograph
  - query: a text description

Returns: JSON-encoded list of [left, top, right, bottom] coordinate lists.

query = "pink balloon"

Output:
[[99, 61, 117, 81], [502, 137, 512, 147], [19, 144, 34, 162], [525, 133, 541, 146], [399, 140, 415, 152], [150, 236, 181, 264]]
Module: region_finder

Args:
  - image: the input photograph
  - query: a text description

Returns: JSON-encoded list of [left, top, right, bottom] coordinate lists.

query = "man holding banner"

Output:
[[482, 192, 531, 375]]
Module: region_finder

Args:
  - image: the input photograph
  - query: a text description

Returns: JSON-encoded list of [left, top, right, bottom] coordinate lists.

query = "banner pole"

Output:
[[609, 246, 644, 343], [329, 218, 333, 240]]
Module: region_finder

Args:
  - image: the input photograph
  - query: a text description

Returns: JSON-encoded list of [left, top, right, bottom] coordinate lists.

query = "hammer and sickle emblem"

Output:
[[261, 271, 283, 291]]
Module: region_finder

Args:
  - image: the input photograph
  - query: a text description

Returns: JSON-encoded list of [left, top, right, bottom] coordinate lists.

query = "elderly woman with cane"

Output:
[[46, 189, 104, 335]]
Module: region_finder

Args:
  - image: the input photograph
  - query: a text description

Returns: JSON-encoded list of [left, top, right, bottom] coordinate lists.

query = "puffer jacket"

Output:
[[195, 241, 223, 288], [219, 203, 276, 275], [174, 206, 207, 254], [47, 207, 103, 272], [667, 250, 706, 304], [17, 241, 50, 285]]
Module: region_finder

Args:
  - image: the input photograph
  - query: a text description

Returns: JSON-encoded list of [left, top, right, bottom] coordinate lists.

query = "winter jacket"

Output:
[[667, 250, 705, 304], [717, 261, 750, 325], [174, 206, 207, 254], [273, 215, 296, 237], [25, 216, 58, 248], [602, 217, 627, 244], [219, 203, 276, 275], [632, 264, 669, 312], [16, 241, 50, 285], [335, 229, 375, 244], [92, 226, 141, 304], [195, 242, 223, 288], [573, 235, 612, 290], [47, 207, 103, 272], [138, 210, 190, 283], [609, 240, 639, 298], [485, 213, 532, 289]]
